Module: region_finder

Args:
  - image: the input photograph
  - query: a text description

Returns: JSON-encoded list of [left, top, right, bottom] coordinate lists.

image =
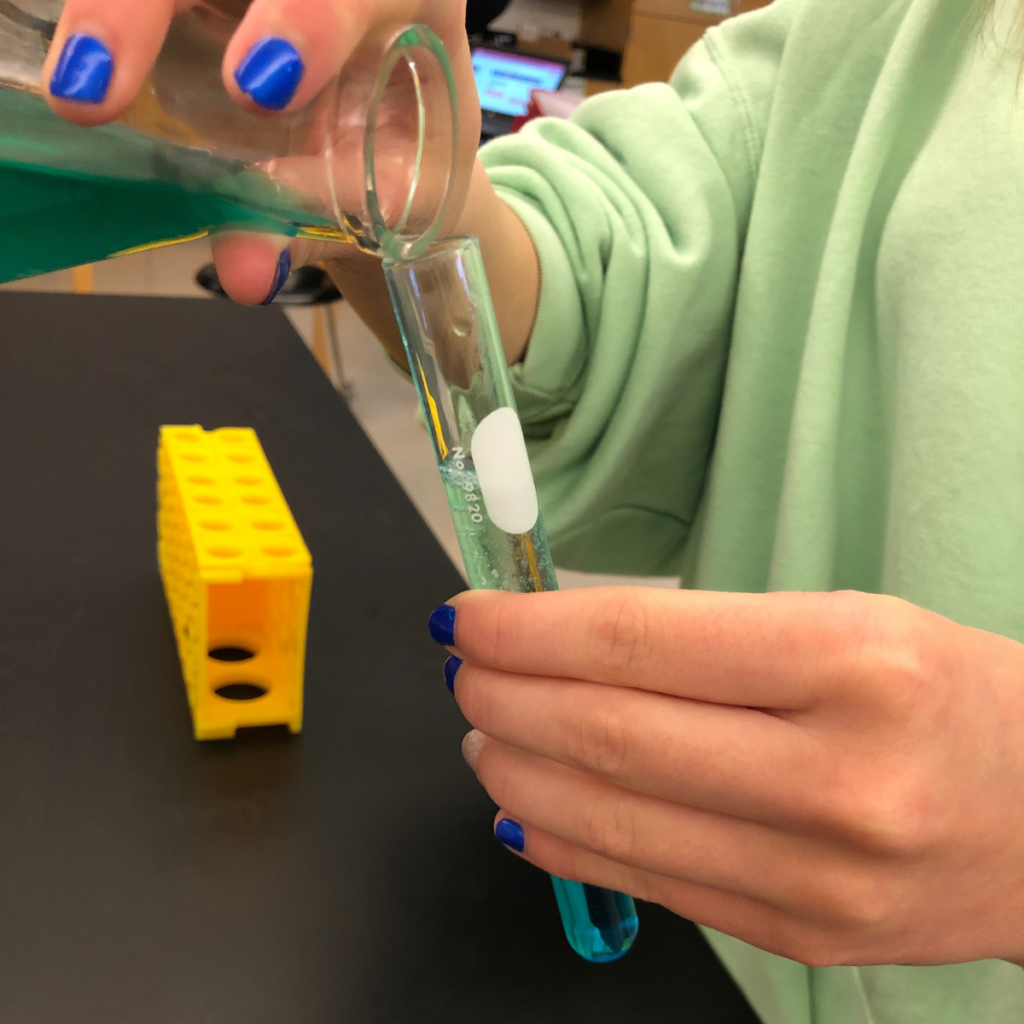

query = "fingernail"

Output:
[[428, 603, 456, 647], [495, 818, 525, 853], [50, 34, 114, 104], [462, 729, 484, 769], [235, 37, 304, 111], [444, 655, 462, 693], [260, 248, 291, 305]]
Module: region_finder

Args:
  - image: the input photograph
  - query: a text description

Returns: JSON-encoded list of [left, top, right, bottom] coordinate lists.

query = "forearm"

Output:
[[323, 159, 539, 368]]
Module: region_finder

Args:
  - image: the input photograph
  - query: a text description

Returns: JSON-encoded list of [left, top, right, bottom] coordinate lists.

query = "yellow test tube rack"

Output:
[[158, 426, 313, 740]]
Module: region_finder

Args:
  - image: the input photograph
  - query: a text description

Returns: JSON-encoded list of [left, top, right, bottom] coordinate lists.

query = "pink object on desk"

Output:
[[510, 89, 585, 132]]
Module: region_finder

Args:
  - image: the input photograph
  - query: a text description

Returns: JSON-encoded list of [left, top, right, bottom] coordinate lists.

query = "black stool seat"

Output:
[[195, 263, 342, 306]]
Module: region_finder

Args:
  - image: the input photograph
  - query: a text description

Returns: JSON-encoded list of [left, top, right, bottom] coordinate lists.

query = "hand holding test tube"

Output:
[[385, 237, 639, 962]]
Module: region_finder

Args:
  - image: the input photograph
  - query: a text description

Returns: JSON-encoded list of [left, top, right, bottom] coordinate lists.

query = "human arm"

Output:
[[42, 0, 793, 577], [465, 5, 794, 576], [435, 586, 1024, 968]]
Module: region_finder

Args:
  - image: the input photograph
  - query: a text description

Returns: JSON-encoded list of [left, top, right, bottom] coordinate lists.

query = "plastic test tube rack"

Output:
[[157, 425, 312, 741]]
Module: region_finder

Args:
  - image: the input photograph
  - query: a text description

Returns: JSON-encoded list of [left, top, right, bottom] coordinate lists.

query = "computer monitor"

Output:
[[472, 47, 569, 137]]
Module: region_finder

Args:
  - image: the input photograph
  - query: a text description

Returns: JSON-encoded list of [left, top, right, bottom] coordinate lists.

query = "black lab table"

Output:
[[0, 293, 759, 1024]]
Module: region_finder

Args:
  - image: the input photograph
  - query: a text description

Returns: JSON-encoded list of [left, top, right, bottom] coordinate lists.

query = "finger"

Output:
[[222, 0, 371, 115], [211, 232, 293, 306], [456, 662, 829, 831], [468, 731, 877, 925], [490, 813, 849, 968], [211, 230, 341, 305], [445, 587, 884, 709], [44, 0, 193, 125]]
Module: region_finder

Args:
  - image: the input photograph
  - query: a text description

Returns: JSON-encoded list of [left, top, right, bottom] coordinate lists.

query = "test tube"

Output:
[[384, 237, 640, 963]]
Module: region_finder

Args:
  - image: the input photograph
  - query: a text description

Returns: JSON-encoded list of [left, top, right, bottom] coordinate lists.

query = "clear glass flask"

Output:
[[384, 237, 640, 963], [0, 1, 458, 281]]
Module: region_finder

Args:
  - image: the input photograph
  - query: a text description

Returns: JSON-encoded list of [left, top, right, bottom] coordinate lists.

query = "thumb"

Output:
[[209, 231, 330, 306]]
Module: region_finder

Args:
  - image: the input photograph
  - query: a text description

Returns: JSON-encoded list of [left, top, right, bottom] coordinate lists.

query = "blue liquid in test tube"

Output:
[[385, 237, 639, 962], [552, 877, 640, 962]]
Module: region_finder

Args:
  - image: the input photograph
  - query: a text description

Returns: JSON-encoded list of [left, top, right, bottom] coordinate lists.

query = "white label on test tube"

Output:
[[471, 407, 539, 535]]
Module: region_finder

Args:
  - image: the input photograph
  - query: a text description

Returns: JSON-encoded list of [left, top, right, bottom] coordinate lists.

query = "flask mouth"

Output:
[[325, 25, 459, 263]]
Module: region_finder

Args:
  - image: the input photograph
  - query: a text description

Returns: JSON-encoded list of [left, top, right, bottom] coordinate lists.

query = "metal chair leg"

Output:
[[324, 303, 353, 400], [71, 264, 94, 294], [311, 306, 336, 385]]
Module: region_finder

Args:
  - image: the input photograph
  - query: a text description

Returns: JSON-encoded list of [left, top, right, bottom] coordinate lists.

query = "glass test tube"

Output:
[[384, 237, 639, 963]]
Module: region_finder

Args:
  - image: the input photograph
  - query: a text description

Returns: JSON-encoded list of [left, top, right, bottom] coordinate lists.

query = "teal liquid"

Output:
[[0, 86, 345, 284], [551, 877, 640, 963], [439, 452, 639, 961], [0, 159, 287, 283]]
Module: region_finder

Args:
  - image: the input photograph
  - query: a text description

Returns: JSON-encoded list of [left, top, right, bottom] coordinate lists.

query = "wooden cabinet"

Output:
[[621, 16, 707, 86], [620, 0, 773, 86], [579, 0, 635, 51]]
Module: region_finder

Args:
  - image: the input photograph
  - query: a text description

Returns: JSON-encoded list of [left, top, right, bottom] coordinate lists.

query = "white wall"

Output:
[[488, 0, 584, 41]]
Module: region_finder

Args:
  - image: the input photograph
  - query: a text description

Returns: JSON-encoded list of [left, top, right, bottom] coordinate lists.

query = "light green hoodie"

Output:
[[480, 0, 1024, 1019]]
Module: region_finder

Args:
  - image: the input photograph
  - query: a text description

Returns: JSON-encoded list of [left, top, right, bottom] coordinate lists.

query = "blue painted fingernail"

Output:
[[260, 248, 291, 306], [50, 34, 114, 104], [428, 603, 456, 647], [235, 37, 304, 110], [495, 818, 525, 853], [444, 655, 462, 693]]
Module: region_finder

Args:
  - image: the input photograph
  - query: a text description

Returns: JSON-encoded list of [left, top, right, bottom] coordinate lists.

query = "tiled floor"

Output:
[[2, 242, 679, 591]]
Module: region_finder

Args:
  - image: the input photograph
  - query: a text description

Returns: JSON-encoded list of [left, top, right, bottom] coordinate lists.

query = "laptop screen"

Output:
[[471, 48, 568, 118]]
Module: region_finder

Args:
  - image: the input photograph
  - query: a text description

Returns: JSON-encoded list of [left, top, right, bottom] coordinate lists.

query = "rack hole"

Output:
[[235, 475, 262, 486], [208, 546, 242, 559], [209, 646, 256, 662], [263, 545, 297, 558], [241, 495, 272, 506], [180, 453, 207, 463], [175, 432, 200, 442], [200, 520, 232, 532], [214, 682, 268, 702], [193, 495, 222, 506], [228, 454, 254, 463], [252, 520, 284, 531], [188, 475, 215, 486]]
